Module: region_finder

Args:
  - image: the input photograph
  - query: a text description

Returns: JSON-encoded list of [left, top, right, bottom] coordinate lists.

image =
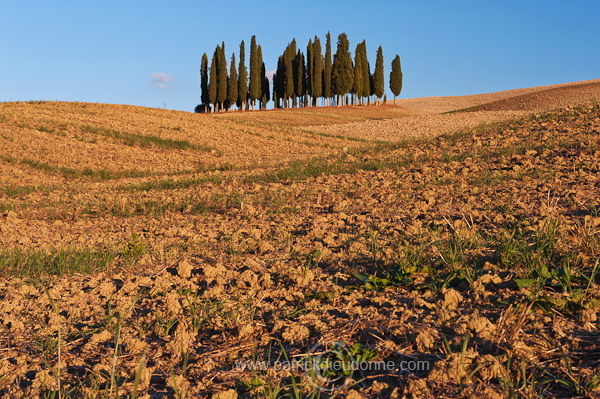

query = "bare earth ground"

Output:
[[0, 79, 599, 398]]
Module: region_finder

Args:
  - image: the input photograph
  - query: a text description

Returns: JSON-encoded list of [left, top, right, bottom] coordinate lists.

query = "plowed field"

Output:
[[1, 79, 599, 398]]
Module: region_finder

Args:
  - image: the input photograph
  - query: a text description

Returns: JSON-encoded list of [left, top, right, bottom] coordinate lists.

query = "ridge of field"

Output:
[[1, 96, 599, 397], [395, 78, 600, 114], [456, 79, 600, 112]]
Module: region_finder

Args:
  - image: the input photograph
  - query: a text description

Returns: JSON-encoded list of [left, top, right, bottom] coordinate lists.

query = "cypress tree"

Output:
[[217, 43, 228, 112], [369, 72, 375, 104], [228, 53, 238, 111], [284, 41, 296, 108], [390, 54, 403, 101], [353, 43, 364, 105], [332, 33, 354, 106], [360, 41, 371, 103], [238, 40, 248, 111], [373, 46, 385, 105], [256, 45, 267, 109], [261, 60, 270, 109], [306, 39, 313, 106], [351, 41, 370, 105], [200, 53, 209, 112], [311, 36, 323, 107], [294, 50, 306, 107], [323, 32, 332, 106], [272, 71, 279, 108], [208, 48, 218, 112], [249, 35, 261, 110], [273, 56, 285, 108], [258, 44, 266, 109]]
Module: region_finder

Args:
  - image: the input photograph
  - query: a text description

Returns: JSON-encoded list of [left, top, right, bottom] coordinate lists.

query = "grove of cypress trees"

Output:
[[332, 33, 354, 106], [228, 53, 238, 110], [390, 54, 403, 101], [200, 53, 209, 112], [198, 33, 400, 111], [373, 46, 385, 105], [323, 32, 332, 106], [238, 40, 248, 111]]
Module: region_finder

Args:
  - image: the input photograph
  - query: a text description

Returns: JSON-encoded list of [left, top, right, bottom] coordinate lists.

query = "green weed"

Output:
[[500, 219, 560, 278], [121, 233, 146, 266], [300, 249, 322, 277], [354, 263, 414, 291], [243, 344, 305, 399]]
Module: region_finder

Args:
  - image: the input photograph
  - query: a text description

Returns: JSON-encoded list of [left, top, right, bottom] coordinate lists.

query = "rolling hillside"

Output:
[[0, 79, 599, 398], [1, 79, 598, 187]]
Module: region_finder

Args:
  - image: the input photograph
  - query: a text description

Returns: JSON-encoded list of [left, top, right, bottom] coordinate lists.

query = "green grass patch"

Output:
[[0, 201, 14, 213], [221, 116, 382, 145], [242, 144, 411, 185], [80, 167, 148, 180], [0, 246, 117, 282], [1, 155, 149, 180], [298, 128, 382, 144], [18, 158, 80, 178], [80, 124, 209, 151], [1, 185, 39, 198], [119, 146, 406, 192], [120, 175, 224, 192], [89, 188, 301, 218], [36, 126, 55, 133], [244, 158, 338, 183], [118, 163, 238, 192]]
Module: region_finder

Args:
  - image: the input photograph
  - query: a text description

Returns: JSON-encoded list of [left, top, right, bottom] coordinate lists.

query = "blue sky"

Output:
[[1, 1, 598, 112]]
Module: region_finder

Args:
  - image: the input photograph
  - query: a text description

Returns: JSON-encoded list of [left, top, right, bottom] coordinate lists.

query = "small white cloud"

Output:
[[151, 72, 173, 89], [266, 70, 276, 82]]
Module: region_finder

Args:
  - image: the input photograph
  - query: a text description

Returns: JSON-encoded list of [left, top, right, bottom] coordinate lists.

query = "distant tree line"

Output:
[[196, 33, 402, 113]]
